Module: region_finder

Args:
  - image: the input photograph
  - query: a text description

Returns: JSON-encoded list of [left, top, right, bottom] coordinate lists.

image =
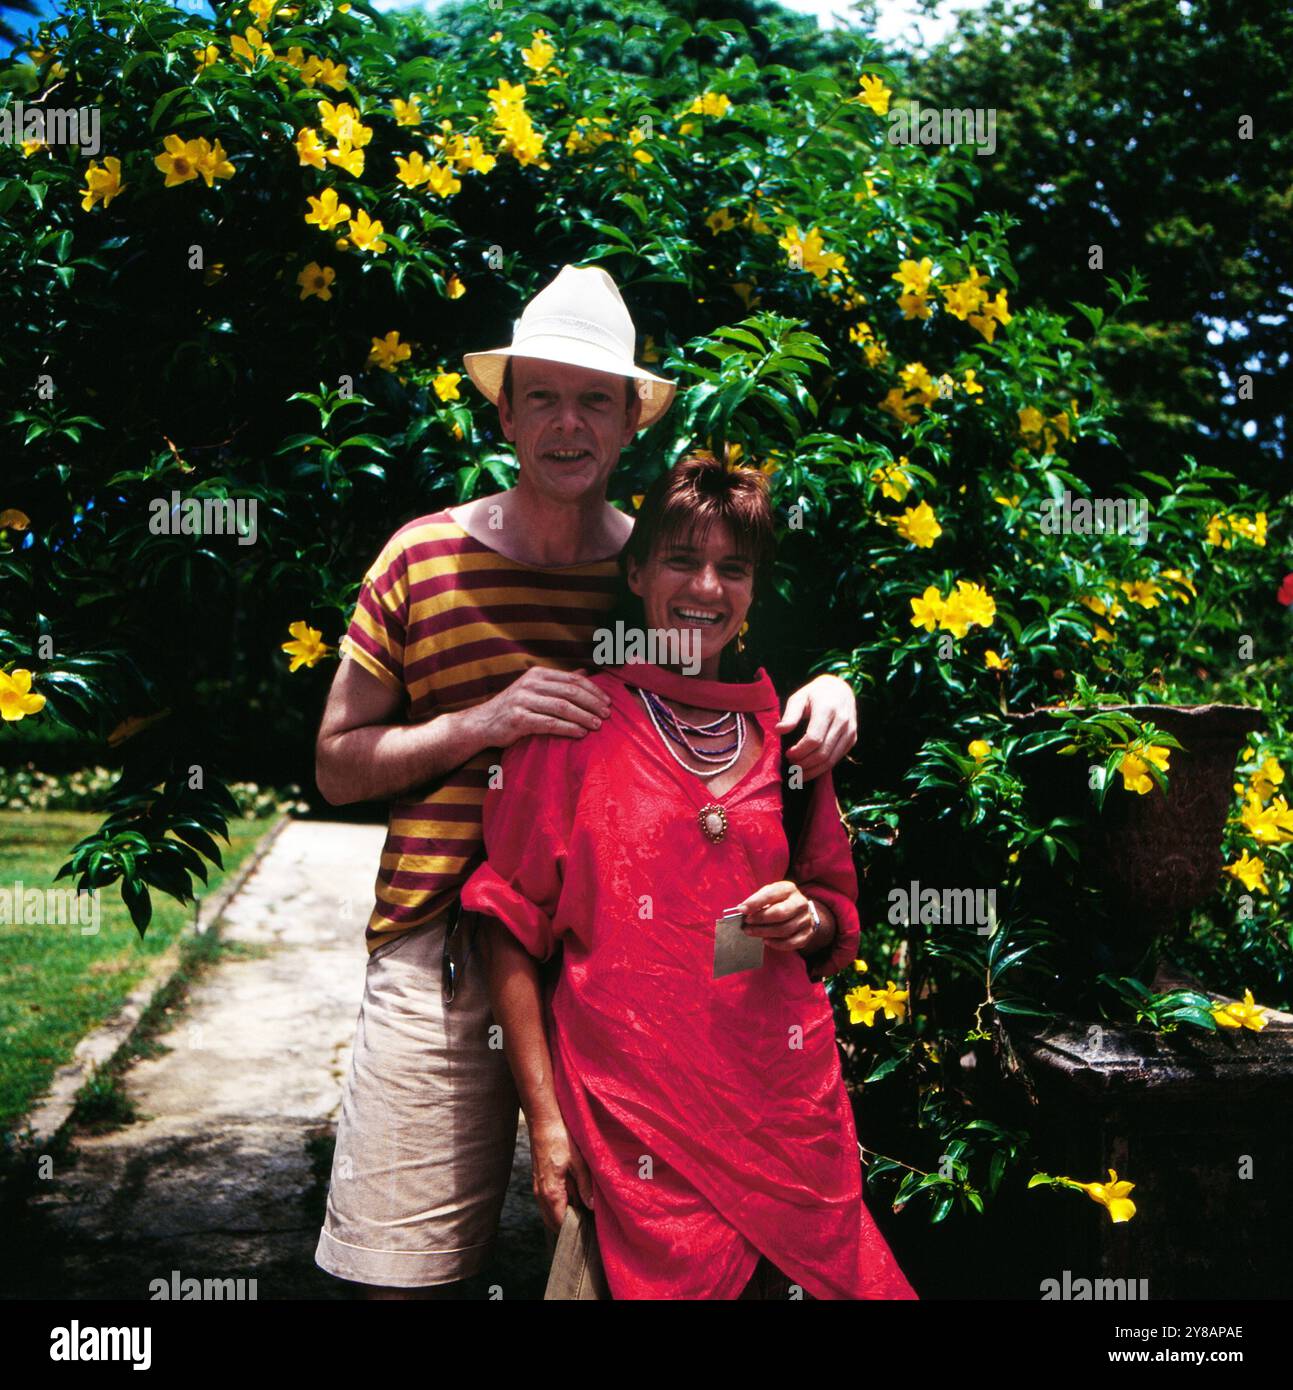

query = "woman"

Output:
[[460, 452, 916, 1300]]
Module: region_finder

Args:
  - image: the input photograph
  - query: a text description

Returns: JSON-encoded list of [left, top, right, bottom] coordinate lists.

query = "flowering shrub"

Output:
[[2, 0, 1288, 1223], [0, 762, 309, 817]]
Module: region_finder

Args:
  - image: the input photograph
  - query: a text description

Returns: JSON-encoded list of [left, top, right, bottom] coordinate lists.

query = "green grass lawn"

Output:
[[0, 812, 277, 1137]]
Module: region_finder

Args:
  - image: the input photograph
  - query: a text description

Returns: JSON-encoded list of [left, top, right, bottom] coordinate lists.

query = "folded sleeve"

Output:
[[791, 770, 862, 982], [338, 531, 409, 695], [459, 735, 571, 963]]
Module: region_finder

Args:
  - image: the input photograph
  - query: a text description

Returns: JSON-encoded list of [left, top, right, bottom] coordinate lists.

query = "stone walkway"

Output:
[[4, 820, 548, 1300]]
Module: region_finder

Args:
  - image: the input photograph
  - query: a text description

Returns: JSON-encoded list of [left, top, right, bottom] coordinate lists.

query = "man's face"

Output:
[[498, 356, 642, 504]]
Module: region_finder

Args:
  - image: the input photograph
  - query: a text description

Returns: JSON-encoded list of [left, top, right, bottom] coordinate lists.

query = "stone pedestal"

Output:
[[1000, 1000, 1293, 1300]]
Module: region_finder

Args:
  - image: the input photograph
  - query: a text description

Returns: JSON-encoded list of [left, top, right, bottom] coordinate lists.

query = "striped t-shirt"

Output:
[[340, 509, 620, 951]]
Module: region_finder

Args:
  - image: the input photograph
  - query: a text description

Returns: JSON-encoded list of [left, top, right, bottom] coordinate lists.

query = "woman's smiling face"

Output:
[[626, 519, 755, 678]]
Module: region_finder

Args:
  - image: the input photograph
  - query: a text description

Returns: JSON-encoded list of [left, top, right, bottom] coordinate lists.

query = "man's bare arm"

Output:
[[314, 657, 614, 806]]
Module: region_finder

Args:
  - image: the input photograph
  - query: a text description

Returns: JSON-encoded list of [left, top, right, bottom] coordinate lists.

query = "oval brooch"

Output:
[[698, 802, 728, 843]]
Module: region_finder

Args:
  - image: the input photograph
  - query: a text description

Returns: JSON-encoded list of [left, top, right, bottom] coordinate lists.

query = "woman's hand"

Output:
[[733, 881, 835, 955], [529, 1114, 596, 1234], [775, 673, 857, 780]]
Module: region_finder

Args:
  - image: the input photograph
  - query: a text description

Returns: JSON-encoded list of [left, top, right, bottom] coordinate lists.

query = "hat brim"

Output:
[[462, 336, 676, 430]]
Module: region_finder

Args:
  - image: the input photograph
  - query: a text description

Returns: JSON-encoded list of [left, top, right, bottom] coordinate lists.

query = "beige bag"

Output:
[[543, 1203, 611, 1300]]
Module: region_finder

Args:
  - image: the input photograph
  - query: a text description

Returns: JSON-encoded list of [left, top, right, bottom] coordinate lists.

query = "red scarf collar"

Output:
[[601, 662, 777, 713]]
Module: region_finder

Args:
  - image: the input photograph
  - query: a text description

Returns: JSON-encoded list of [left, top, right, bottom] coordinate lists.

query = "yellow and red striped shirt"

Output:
[[340, 510, 620, 950]]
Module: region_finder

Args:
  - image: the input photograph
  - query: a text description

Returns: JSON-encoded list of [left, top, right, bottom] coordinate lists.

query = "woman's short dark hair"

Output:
[[610, 450, 777, 680]]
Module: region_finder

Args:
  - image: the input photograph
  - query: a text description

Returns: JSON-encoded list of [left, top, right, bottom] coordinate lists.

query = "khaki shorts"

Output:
[[315, 908, 520, 1288]]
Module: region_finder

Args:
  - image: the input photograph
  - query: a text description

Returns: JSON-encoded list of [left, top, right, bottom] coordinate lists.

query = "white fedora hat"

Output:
[[462, 263, 677, 430]]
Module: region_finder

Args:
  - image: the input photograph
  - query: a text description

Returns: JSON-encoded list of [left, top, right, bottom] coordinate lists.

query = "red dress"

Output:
[[460, 661, 917, 1300]]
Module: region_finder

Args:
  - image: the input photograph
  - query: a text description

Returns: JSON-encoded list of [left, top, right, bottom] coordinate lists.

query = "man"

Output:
[[312, 263, 858, 1298]]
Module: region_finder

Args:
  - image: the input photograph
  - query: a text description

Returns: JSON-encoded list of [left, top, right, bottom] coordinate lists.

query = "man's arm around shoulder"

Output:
[[315, 658, 614, 806]]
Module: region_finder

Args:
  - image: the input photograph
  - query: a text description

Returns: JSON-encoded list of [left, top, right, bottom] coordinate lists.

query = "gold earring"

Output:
[[736, 621, 749, 653]]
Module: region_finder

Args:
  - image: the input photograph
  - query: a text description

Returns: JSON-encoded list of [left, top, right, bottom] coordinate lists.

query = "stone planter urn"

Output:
[[1006, 702, 1265, 975], [992, 702, 1293, 1300]]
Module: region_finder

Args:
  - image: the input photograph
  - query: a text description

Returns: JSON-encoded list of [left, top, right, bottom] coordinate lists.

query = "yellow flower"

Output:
[[488, 29, 502, 43], [305, 186, 351, 230], [488, 78, 527, 115], [493, 105, 546, 167], [1160, 567, 1197, 602], [230, 25, 274, 66], [899, 361, 937, 404], [446, 274, 466, 299], [892, 256, 934, 296], [1227, 512, 1267, 547], [1080, 593, 1125, 622], [891, 501, 942, 549], [962, 368, 984, 396], [154, 133, 202, 187], [248, 0, 278, 27], [347, 208, 388, 254], [968, 739, 992, 761], [80, 155, 125, 211], [1119, 578, 1163, 609], [968, 289, 1011, 342], [1223, 850, 1268, 895], [1251, 756, 1285, 803], [1116, 742, 1171, 795], [688, 90, 731, 118], [706, 207, 737, 234], [521, 29, 557, 75], [281, 621, 332, 672], [984, 649, 1010, 670], [318, 101, 371, 148], [779, 226, 846, 281], [1066, 1169, 1136, 1224], [194, 43, 219, 72], [870, 459, 912, 502], [0, 668, 47, 721], [324, 142, 364, 176], [295, 127, 327, 169], [856, 73, 892, 115], [909, 585, 946, 633], [939, 580, 996, 638], [394, 150, 431, 187], [368, 330, 412, 373], [565, 116, 614, 155], [993, 493, 1021, 508], [880, 387, 920, 426], [194, 137, 235, 187], [425, 161, 462, 197], [316, 59, 348, 91], [1205, 514, 1229, 548], [1211, 988, 1269, 1031], [434, 370, 462, 402], [941, 268, 989, 320], [392, 96, 422, 127], [1018, 406, 1045, 440], [847, 980, 909, 1026], [1239, 791, 1293, 844], [296, 262, 335, 301]]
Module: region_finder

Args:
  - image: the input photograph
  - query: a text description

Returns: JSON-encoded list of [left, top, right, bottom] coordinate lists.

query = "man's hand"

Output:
[[733, 881, 834, 955], [776, 673, 857, 779], [477, 666, 613, 748], [529, 1115, 596, 1234]]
